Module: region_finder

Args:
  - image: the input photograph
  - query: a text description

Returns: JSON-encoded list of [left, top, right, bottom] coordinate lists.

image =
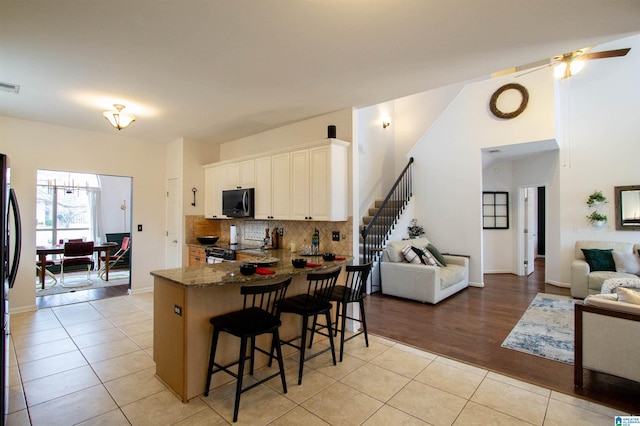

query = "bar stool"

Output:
[[275, 267, 341, 385], [204, 278, 291, 423], [329, 263, 372, 361]]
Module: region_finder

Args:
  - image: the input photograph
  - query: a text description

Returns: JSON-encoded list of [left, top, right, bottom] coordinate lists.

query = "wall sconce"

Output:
[[191, 187, 197, 206], [382, 117, 391, 129], [103, 104, 136, 130]]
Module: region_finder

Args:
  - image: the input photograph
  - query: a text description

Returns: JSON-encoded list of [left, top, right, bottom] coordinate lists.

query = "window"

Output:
[[36, 170, 100, 246], [483, 191, 509, 229]]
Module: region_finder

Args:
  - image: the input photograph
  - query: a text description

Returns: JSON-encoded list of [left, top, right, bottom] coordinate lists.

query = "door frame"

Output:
[[517, 184, 547, 276]]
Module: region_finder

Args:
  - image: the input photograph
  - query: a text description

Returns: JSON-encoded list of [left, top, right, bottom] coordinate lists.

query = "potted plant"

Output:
[[586, 190, 608, 207], [407, 219, 424, 238], [586, 211, 607, 227]]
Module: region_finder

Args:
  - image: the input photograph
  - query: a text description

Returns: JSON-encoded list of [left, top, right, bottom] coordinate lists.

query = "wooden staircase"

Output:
[[360, 158, 414, 292]]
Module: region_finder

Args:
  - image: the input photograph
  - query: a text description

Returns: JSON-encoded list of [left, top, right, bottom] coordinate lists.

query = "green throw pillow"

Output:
[[426, 243, 447, 267], [581, 248, 616, 272]]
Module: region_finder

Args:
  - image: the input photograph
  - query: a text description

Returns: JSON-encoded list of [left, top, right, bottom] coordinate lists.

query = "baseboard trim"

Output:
[[128, 286, 153, 295], [545, 280, 569, 288]]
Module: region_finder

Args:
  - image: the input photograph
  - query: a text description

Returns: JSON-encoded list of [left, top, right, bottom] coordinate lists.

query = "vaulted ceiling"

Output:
[[1, 1, 639, 144]]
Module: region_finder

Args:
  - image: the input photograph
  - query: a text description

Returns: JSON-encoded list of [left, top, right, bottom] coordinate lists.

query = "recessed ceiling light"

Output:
[[0, 82, 20, 94]]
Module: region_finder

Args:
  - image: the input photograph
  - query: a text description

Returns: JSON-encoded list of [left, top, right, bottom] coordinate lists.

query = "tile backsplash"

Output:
[[186, 215, 353, 256]]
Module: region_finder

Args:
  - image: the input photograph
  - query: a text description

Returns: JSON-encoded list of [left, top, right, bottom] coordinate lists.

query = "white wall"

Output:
[[356, 101, 395, 216], [556, 34, 640, 285], [100, 175, 132, 234], [408, 69, 556, 286], [219, 109, 353, 160], [482, 159, 514, 273], [0, 117, 167, 311]]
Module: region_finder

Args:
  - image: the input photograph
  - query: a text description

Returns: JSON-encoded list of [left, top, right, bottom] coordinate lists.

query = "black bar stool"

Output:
[[204, 278, 291, 423], [329, 263, 372, 361], [275, 267, 341, 385]]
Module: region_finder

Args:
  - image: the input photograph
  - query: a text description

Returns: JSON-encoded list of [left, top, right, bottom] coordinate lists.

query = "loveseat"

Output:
[[570, 240, 640, 298], [380, 237, 469, 304], [575, 293, 640, 387]]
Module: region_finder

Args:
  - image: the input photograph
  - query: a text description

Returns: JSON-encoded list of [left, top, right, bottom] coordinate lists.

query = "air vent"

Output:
[[0, 82, 20, 94]]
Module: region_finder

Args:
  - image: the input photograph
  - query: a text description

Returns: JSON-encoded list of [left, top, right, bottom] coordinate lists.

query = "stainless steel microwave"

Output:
[[222, 188, 255, 217]]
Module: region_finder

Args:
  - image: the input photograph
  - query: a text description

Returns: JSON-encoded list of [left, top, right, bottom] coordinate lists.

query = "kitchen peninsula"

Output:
[[150, 249, 349, 402]]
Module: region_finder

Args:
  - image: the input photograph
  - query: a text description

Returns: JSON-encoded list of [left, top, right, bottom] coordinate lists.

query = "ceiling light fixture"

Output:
[[553, 51, 586, 80], [103, 104, 136, 130]]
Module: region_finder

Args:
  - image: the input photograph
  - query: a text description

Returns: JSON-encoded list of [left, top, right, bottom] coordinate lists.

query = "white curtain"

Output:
[[87, 188, 104, 243]]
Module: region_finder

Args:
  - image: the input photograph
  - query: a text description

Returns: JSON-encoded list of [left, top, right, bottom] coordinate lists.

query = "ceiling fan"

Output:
[[493, 47, 631, 79]]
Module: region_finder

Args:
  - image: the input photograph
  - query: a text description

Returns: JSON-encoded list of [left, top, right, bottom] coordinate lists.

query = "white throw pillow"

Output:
[[612, 251, 640, 275], [421, 248, 440, 266], [616, 287, 640, 305], [402, 245, 423, 264]]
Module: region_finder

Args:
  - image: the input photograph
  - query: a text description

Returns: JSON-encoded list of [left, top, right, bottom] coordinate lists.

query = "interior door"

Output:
[[524, 188, 536, 275], [166, 178, 180, 268]]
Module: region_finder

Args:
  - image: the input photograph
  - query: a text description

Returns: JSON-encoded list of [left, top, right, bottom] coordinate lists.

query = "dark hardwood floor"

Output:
[[36, 284, 130, 309], [365, 258, 640, 414]]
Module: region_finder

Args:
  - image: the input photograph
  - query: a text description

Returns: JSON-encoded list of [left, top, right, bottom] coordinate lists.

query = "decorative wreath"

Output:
[[489, 83, 529, 119]]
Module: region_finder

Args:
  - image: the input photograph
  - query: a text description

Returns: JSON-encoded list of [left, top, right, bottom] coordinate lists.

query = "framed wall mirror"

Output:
[[615, 185, 640, 230]]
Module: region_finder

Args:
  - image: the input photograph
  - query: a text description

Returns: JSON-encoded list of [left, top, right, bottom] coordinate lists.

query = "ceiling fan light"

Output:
[[553, 62, 567, 79], [569, 59, 585, 76], [103, 104, 136, 130]]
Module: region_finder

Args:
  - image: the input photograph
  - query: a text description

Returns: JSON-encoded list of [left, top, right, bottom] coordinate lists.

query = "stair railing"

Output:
[[361, 157, 414, 267]]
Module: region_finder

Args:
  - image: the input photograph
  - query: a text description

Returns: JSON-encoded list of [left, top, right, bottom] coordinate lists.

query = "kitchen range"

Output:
[[204, 243, 265, 263]]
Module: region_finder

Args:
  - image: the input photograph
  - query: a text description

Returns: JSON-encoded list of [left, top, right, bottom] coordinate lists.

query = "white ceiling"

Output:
[[1, 1, 639, 145]]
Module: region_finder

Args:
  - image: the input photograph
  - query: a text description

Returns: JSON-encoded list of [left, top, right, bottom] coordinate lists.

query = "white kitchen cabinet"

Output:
[[290, 140, 348, 221], [254, 153, 290, 220], [271, 153, 291, 219], [290, 149, 310, 220], [254, 157, 271, 219], [204, 166, 227, 219], [223, 160, 255, 190]]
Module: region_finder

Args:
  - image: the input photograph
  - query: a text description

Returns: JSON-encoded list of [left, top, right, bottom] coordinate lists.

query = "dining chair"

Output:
[[60, 241, 94, 286], [36, 258, 57, 288], [273, 267, 341, 385], [98, 236, 130, 279], [204, 278, 291, 422]]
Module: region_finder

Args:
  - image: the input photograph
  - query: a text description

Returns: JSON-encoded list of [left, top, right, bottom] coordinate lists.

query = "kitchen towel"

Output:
[[256, 267, 275, 275]]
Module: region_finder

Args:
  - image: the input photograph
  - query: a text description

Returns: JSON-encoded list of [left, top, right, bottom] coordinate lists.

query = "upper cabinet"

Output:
[[254, 153, 291, 220], [204, 166, 227, 219], [223, 160, 255, 190], [291, 141, 348, 221], [204, 139, 349, 222]]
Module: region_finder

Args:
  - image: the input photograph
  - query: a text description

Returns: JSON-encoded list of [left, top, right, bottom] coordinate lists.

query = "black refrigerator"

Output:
[[0, 154, 21, 424]]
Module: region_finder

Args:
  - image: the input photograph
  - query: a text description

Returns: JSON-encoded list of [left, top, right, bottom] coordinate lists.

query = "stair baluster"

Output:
[[361, 158, 414, 292]]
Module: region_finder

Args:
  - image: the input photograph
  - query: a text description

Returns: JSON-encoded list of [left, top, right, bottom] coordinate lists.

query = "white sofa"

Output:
[[570, 240, 640, 298], [575, 295, 640, 387], [380, 237, 469, 304]]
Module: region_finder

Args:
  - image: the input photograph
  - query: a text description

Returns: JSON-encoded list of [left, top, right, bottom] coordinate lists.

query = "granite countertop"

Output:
[[150, 249, 351, 288]]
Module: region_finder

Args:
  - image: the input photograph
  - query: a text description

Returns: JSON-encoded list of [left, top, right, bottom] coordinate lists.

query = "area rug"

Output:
[[36, 270, 130, 296], [501, 293, 575, 364]]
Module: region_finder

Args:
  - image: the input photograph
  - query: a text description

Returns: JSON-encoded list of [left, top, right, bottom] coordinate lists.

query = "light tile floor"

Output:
[[6, 292, 628, 425]]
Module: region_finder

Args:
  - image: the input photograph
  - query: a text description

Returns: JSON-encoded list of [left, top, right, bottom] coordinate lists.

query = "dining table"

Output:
[[36, 242, 119, 289]]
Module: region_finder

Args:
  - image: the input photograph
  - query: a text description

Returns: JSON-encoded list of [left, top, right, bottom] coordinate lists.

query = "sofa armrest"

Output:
[[571, 259, 591, 299], [575, 301, 640, 386], [443, 255, 469, 269], [382, 261, 439, 279]]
